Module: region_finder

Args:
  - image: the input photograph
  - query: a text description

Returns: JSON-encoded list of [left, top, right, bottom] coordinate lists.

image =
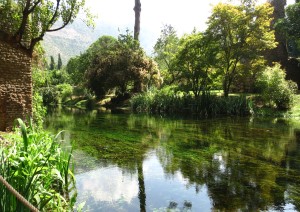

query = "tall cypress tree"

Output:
[[49, 56, 55, 70], [57, 53, 62, 70]]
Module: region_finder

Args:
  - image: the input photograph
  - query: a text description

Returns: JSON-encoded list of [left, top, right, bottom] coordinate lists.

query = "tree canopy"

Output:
[[279, 2, 300, 39], [173, 32, 217, 97], [153, 24, 180, 85], [206, 2, 276, 96], [275, 1, 300, 57], [66, 33, 160, 99], [0, 0, 91, 54]]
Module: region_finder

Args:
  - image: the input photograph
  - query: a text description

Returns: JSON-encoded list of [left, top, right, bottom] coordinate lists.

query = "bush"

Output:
[[57, 83, 73, 103], [40, 86, 59, 105], [32, 91, 46, 129], [255, 64, 298, 110]]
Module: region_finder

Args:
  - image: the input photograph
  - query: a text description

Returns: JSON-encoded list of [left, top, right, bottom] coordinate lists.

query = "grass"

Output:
[[0, 119, 76, 211]]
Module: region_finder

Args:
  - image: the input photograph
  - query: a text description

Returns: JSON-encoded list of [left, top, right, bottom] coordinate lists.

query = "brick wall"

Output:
[[0, 40, 32, 131]]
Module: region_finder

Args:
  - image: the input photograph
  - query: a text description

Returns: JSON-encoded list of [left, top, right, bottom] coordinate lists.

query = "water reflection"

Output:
[[45, 108, 300, 211]]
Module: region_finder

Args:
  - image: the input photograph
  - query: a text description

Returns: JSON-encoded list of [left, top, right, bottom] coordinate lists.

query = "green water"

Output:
[[45, 108, 300, 211]]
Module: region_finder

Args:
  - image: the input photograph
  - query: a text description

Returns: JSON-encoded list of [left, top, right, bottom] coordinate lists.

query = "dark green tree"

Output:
[[49, 56, 55, 70], [173, 32, 217, 97], [66, 35, 118, 87], [86, 33, 160, 98], [57, 53, 62, 70], [265, 0, 288, 65], [276, 2, 300, 57]]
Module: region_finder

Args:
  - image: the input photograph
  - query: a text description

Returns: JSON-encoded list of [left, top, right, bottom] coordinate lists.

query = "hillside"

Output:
[[42, 20, 157, 65]]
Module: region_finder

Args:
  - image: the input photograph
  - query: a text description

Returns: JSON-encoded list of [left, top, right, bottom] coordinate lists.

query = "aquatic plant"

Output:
[[0, 119, 76, 211]]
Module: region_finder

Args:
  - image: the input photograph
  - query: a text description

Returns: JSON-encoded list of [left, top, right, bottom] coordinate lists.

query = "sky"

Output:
[[83, 0, 294, 53]]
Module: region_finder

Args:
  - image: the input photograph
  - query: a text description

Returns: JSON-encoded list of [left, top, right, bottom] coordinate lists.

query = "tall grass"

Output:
[[131, 88, 252, 117], [0, 119, 76, 211]]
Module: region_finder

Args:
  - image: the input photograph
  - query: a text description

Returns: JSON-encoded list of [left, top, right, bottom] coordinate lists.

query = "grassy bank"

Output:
[[0, 119, 75, 211]]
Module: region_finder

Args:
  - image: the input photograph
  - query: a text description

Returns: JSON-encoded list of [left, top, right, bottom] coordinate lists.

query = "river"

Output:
[[44, 107, 300, 211]]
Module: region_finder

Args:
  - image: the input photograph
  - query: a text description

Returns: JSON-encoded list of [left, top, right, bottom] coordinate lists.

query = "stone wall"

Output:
[[0, 40, 32, 131]]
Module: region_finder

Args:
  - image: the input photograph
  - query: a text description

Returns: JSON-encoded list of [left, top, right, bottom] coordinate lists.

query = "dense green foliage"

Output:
[[0, 119, 75, 211], [33, 67, 74, 106], [206, 2, 276, 97], [255, 64, 298, 109], [131, 87, 252, 116], [86, 33, 160, 98], [66, 33, 161, 99], [49, 56, 55, 70], [153, 25, 180, 85], [277, 2, 300, 57], [173, 32, 218, 97], [0, 0, 91, 53]]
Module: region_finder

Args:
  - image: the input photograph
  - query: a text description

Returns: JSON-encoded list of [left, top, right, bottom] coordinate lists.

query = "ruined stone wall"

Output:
[[0, 40, 32, 131]]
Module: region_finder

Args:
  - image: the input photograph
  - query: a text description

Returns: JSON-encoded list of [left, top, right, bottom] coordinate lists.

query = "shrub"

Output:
[[32, 91, 47, 129], [40, 86, 59, 105], [57, 83, 73, 103], [255, 64, 298, 110]]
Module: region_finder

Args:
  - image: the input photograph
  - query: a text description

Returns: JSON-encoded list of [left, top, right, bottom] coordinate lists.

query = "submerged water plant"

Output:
[[0, 119, 76, 211]]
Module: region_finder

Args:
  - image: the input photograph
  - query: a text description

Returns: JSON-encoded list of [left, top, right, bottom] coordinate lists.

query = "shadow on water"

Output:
[[45, 107, 300, 211]]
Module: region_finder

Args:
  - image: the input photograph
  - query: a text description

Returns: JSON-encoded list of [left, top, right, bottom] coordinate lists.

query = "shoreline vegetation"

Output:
[[0, 119, 76, 211]]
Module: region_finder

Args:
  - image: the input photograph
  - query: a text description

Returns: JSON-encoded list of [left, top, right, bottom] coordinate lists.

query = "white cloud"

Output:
[[76, 166, 139, 203]]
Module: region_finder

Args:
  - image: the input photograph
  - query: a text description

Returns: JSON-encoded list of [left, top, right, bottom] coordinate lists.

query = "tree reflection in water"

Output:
[[45, 109, 300, 211]]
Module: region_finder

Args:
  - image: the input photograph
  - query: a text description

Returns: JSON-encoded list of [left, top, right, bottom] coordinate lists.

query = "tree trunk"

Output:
[[134, 0, 141, 41]]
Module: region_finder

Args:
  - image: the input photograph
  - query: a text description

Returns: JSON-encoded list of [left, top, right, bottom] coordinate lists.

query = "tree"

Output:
[[265, 0, 288, 65], [66, 35, 119, 86], [153, 25, 180, 85], [0, 0, 90, 54], [86, 33, 160, 99], [173, 32, 217, 97], [49, 56, 55, 70], [57, 53, 62, 70], [134, 0, 141, 40], [206, 2, 276, 97], [278, 2, 300, 40], [276, 2, 300, 57]]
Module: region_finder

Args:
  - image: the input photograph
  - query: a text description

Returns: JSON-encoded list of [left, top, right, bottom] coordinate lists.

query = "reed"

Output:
[[131, 89, 252, 117]]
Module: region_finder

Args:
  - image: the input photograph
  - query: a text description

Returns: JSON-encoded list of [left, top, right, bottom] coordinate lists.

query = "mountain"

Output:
[[42, 19, 158, 65]]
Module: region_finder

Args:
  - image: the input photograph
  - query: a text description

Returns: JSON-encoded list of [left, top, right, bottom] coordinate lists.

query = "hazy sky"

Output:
[[83, 0, 294, 53], [87, 0, 294, 33]]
